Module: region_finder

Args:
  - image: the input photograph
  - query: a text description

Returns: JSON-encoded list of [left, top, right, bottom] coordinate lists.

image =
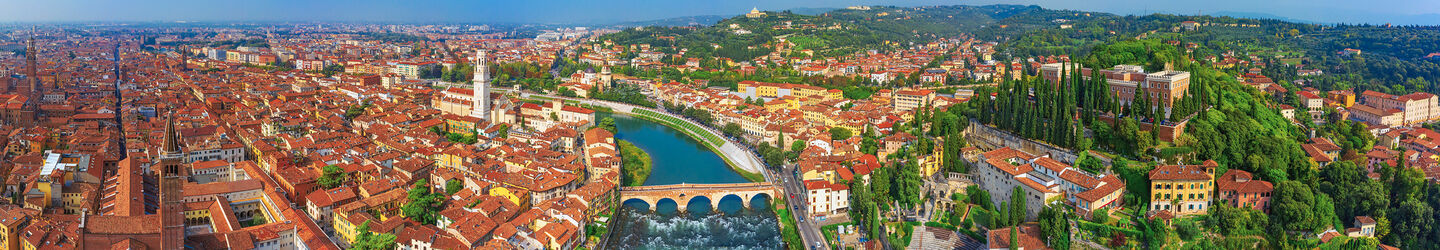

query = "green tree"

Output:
[[860, 136, 879, 155], [351, 220, 398, 250], [722, 123, 744, 138], [829, 127, 853, 141], [1037, 204, 1072, 250], [360, 233, 397, 250], [401, 179, 443, 225], [1009, 227, 1020, 250], [1175, 219, 1201, 241], [597, 117, 617, 133], [942, 134, 968, 173], [318, 165, 346, 189], [1271, 181, 1317, 232], [1387, 198, 1434, 248], [871, 167, 893, 206], [967, 185, 993, 211], [445, 179, 463, 195], [895, 162, 924, 209], [1010, 186, 1027, 226], [1390, 167, 1426, 203], [353, 220, 374, 246]]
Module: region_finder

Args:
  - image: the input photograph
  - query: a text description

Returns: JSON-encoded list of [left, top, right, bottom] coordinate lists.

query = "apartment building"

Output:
[[1148, 161, 1217, 216]]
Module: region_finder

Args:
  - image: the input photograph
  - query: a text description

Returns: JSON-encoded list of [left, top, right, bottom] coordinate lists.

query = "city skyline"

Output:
[[1, 0, 1438, 25], [1, 0, 1439, 249]]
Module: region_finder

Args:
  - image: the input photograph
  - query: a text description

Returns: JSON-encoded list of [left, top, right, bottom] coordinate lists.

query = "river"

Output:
[[602, 113, 782, 249]]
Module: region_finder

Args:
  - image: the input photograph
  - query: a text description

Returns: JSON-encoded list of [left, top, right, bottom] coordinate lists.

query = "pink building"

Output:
[[1216, 170, 1273, 211]]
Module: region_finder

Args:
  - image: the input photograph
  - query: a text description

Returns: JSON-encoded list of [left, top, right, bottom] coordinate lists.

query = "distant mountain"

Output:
[[607, 15, 726, 28], [1209, 11, 1319, 24], [785, 7, 839, 16]]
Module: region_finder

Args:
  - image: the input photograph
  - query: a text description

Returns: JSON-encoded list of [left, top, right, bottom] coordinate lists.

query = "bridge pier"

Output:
[[620, 183, 780, 214]]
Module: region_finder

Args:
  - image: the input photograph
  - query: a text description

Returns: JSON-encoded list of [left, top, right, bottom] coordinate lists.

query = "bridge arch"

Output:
[[748, 192, 773, 209], [655, 198, 679, 214], [622, 197, 654, 211], [686, 195, 714, 214], [620, 182, 781, 213], [717, 194, 745, 213]]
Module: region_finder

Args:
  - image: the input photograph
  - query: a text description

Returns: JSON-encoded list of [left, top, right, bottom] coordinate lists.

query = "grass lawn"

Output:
[[618, 140, 653, 186], [774, 195, 804, 250], [626, 111, 766, 183], [820, 222, 854, 249], [887, 222, 918, 248]]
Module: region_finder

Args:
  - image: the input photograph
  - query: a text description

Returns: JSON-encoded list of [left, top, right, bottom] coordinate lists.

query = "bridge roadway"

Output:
[[619, 182, 779, 212]]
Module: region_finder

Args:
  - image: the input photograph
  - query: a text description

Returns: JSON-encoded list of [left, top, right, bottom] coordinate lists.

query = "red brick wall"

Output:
[[1096, 115, 1188, 142]]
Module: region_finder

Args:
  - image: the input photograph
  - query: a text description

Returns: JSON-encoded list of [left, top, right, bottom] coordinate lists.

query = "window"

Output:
[[1199, 194, 1204, 199], [1188, 194, 1194, 200]]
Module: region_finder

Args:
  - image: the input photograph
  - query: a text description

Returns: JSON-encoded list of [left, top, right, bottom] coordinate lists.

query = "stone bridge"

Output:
[[620, 182, 779, 212]]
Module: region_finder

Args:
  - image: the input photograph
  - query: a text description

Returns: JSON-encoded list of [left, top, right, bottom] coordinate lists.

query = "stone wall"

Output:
[[1094, 115, 1189, 143], [963, 119, 1079, 165]]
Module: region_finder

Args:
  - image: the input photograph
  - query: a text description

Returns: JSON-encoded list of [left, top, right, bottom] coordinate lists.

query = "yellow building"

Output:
[[791, 85, 828, 98], [444, 115, 481, 136], [433, 146, 474, 170], [0, 207, 35, 250], [893, 89, 936, 112], [739, 81, 840, 101], [757, 85, 780, 98], [918, 137, 945, 176], [1329, 90, 1356, 108], [332, 211, 363, 245], [801, 168, 838, 183], [331, 188, 407, 244], [489, 186, 531, 208], [763, 97, 799, 111], [801, 106, 832, 124], [1148, 160, 1217, 216]]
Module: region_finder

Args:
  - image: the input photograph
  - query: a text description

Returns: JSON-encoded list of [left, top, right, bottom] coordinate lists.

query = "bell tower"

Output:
[[178, 45, 188, 72], [599, 66, 612, 92], [158, 111, 188, 249], [23, 26, 38, 96], [470, 49, 491, 121]]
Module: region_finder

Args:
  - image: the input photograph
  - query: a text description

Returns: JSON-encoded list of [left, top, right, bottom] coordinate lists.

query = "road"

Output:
[[507, 90, 768, 175], [776, 163, 829, 250]]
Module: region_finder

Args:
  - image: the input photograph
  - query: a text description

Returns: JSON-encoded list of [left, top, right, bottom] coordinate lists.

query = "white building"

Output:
[[975, 147, 1125, 220], [805, 180, 850, 216]]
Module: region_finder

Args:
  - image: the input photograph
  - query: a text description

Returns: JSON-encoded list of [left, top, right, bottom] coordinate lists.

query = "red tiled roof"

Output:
[[1149, 161, 1215, 181]]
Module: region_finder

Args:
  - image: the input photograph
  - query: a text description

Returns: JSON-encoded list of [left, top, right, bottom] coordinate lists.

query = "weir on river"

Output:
[[602, 113, 783, 249]]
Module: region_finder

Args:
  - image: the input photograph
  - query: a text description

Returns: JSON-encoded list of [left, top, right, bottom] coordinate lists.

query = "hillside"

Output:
[[594, 5, 1099, 61], [596, 4, 1440, 94]]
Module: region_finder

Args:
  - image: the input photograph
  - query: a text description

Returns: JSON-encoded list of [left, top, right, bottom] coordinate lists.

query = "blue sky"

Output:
[[0, 0, 1436, 25]]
